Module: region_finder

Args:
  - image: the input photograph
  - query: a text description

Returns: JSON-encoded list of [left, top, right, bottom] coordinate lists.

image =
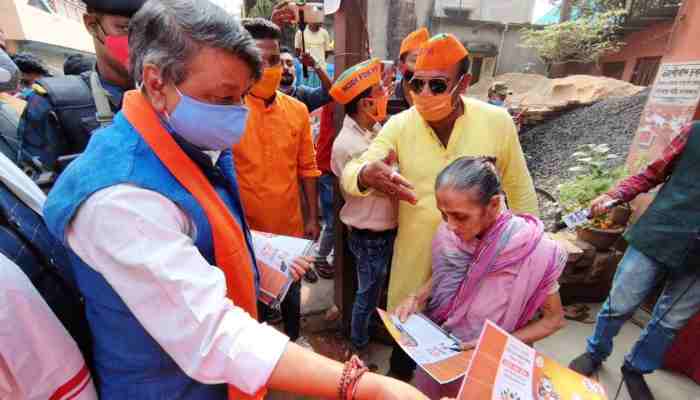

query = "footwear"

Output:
[[315, 260, 334, 279], [569, 353, 602, 377], [349, 344, 378, 372], [303, 268, 319, 284], [621, 365, 655, 400], [295, 335, 314, 351], [266, 309, 283, 325]]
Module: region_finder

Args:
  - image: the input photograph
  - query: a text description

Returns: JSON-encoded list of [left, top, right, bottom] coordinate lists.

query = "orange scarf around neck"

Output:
[[122, 90, 265, 400]]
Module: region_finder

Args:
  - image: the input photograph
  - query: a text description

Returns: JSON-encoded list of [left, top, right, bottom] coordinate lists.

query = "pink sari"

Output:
[[415, 212, 567, 399]]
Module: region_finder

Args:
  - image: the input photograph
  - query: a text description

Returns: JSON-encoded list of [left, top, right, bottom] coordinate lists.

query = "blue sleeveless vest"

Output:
[[44, 113, 258, 399]]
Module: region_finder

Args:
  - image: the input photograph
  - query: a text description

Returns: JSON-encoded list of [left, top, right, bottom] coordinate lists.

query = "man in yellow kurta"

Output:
[[342, 34, 538, 314]]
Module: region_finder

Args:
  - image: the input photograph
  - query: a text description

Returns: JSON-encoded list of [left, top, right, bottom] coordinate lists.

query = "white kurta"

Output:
[[0, 253, 98, 400], [0, 153, 96, 399], [67, 184, 289, 395]]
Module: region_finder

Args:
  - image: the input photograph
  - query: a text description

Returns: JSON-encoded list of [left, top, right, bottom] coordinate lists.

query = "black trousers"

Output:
[[259, 280, 302, 341], [389, 342, 417, 381]]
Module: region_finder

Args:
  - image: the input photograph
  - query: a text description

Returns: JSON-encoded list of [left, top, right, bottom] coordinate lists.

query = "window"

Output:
[[602, 62, 626, 80], [470, 56, 483, 85], [631, 56, 662, 87]]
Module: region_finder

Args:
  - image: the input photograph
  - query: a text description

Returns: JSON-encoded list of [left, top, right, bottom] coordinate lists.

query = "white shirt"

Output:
[[331, 116, 398, 231], [66, 184, 289, 395], [0, 253, 98, 400], [295, 27, 331, 68], [0, 152, 97, 399]]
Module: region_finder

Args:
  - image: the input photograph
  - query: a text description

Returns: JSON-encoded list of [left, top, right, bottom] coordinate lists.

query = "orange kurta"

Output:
[[234, 92, 321, 238]]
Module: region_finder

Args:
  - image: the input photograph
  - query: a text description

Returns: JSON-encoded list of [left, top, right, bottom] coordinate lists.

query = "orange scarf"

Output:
[[122, 90, 265, 400]]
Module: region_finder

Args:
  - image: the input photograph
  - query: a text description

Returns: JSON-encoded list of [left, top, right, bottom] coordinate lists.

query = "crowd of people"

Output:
[[0, 1, 698, 400]]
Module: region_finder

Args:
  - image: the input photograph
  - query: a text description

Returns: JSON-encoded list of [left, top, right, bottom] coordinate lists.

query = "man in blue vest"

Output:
[[569, 122, 700, 400], [43, 0, 429, 399]]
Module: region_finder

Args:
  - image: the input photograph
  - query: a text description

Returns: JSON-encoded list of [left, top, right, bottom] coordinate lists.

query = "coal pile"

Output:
[[520, 88, 651, 194]]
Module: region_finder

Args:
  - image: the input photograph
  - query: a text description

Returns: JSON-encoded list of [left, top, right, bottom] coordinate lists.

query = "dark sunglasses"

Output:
[[409, 77, 451, 94]]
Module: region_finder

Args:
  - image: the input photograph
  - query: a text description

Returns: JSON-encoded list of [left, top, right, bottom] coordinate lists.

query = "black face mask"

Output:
[[403, 69, 414, 83], [281, 73, 295, 86]]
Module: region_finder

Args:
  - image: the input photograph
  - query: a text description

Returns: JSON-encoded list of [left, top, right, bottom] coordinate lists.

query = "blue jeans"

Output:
[[348, 228, 396, 348], [317, 173, 335, 261], [586, 245, 700, 374]]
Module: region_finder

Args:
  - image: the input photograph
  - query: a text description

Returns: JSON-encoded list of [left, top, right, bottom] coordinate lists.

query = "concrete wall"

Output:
[[600, 21, 674, 82], [430, 18, 546, 76], [498, 25, 545, 74], [625, 0, 700, 217], [367, 0, 390, 60], [434, 0, 536, 24], [1, 0, 94, 55]]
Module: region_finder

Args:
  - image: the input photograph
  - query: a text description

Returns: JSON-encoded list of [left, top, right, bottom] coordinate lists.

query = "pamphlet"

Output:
[[377, 309, 472, 384], [251, 231, 313, 310], [458, 320, 608, 400]]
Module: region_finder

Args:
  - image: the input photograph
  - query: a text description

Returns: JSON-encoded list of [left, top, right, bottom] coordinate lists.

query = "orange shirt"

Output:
[[234, 92, 321, 238]]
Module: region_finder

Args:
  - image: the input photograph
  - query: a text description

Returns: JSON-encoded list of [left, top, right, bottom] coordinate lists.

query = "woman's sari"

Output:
[[415, 212, 567, 398]]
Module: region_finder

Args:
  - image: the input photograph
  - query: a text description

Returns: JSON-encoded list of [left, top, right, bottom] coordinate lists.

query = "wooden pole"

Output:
[[560, 0, 573, 22], [333, 0, 368, 335]]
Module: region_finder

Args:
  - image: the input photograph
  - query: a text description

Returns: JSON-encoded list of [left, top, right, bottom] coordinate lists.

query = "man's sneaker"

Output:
[[621, 365, 655, 400], [295, 335, 314, 351], [569, 353, 602, 377], [303, 268, 319, 284]]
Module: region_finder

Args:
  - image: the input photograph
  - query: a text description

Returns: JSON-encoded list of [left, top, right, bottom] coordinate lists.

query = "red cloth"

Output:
[[664, 311, 700, 384], [609, 123, 693, 202], [315, 103, 336, 173]]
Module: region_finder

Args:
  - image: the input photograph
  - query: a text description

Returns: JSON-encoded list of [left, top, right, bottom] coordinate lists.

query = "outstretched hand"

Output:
[[359, 151, 417, 205]]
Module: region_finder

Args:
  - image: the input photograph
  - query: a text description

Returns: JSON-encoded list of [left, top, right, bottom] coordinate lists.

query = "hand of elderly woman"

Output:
[[394, 294, 422, 323], [288, 256, 313, 282]]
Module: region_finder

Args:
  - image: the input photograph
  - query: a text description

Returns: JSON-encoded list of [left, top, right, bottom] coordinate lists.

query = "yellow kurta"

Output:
[[342, 96, 539, 310]]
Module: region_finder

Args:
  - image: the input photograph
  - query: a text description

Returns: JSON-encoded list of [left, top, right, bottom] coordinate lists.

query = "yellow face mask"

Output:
[[251, 65, 283, 99]]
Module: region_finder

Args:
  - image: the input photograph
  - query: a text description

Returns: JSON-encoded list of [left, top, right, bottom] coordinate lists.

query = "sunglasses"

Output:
[[409, 77, 451, 94]]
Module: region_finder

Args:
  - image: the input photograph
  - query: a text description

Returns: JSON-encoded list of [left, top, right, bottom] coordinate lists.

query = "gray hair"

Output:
[[129, 0, 262, 85], [435, 156, 502, 205]]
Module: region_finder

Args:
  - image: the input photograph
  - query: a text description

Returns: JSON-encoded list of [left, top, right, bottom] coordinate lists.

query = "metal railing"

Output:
[[625, 0, 681, 24]]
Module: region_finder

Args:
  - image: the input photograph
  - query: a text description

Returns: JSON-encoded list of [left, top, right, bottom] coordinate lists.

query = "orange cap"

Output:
[[400, 27, 430, 58], [330, 58, 382, 105], [416, 33, 469, 71]]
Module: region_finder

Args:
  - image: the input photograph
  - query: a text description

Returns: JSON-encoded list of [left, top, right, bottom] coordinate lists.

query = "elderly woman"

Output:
[[395, 156, 567, 399], [42, 0, 428, 399]]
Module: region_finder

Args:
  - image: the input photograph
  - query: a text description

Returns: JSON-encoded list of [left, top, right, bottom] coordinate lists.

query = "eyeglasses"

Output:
[[409, 77, 451, 95]]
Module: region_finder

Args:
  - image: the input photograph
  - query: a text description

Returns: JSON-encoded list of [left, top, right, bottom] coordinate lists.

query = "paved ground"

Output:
[[536, 303, 700, 400], [265, 283, 700, 399]]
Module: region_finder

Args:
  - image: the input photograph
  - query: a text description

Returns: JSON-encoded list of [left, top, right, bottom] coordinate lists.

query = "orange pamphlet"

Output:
[[252, 231, 313, 309], [459, 320, 608, 400], [377, 309, 472, 384]]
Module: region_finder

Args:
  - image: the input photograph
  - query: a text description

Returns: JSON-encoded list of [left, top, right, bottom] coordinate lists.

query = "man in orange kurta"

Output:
[[234, 18, 321, 347], [233, 92, 320, 238]]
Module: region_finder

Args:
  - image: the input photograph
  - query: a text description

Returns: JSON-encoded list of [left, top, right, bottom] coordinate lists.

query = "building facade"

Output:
[[368, 0, 545, 84], [1, 0, 94, 74]]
